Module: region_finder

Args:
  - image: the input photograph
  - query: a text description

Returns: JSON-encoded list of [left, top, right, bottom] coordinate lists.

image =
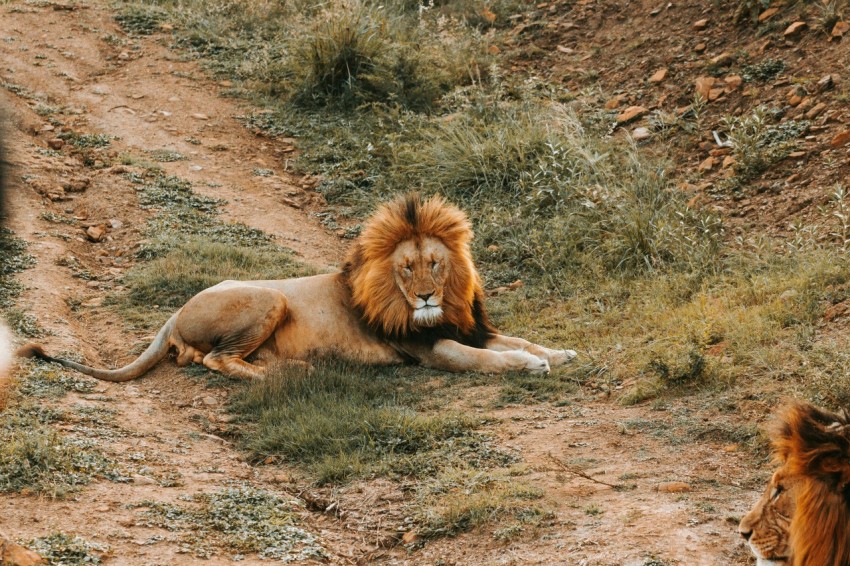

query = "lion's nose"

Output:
[[417, 292, 433, 301], [739, 529, 752, 541]]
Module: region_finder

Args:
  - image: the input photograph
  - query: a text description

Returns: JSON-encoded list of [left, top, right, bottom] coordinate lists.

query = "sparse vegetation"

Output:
[[28, 533, 107, 565], [133, 485, 326, 560]]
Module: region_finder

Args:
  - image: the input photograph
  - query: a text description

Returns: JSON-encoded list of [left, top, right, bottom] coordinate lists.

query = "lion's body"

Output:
[[740, 402, 850, 566], [21, 194, 575, 380]]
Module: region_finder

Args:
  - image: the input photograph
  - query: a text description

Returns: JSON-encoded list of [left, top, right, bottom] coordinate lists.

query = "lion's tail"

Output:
[[17, 313, 179, 382]]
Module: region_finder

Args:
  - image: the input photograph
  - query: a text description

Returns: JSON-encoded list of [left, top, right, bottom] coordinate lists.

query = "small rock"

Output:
[[604, 94, 628, 110], [789, 151, 806, 158], [0, 537, 46, 566], [402, 531, 421, 545], [47, 138, 64, 150], [788, 94, 803, 106], [832, 21, 849, 39], [85, 225, 106, 242], [117, 51, 130, 60], [191, 113, 209, 120], [95, 505, 110, 512], [487, 244, 499, 252], [698, 156, 715, 172], [709, 147, 732, 157], [758, 7, 779, 21], [693, 18, 709, 30], [132, 474, 157, 486], [785, 173, 801, 184], [41, 124, 55, 132], [723, 444, 739, 453], [831, 130, 850, 148], [710, 52, 734, 67], [708, 87, 725, 101], [655, 481, 692, 493], [273, 473, 291, 484], [695, 76, 715, 99], [202, 396, 218, 406], [694, 43, 706, 53], [64, 176, 90, 192], [508, 279, 524, 290], [82, 297, 104, 308], [632, 127, 651, 141], [724, 75, 743, 90], [804, 102, 827, 120], [648, 68, 667, 84], [817, 74, 835, 92], [109, 218, 123, 229], [784, 21, 807, 38], [487, 45, 501, 55], [722, 155, 736, 169], [160, 22, 174, 31], [616, 106, 649, 124]]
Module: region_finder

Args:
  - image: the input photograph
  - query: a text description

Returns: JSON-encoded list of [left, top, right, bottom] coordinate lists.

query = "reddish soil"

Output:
[[0, 0, 805, 564]]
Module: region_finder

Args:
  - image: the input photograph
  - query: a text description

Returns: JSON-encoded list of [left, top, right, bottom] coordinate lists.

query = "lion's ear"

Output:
[[774, 402, 850, 485]]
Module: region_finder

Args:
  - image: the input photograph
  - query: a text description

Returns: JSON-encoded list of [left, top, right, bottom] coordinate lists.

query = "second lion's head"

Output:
[[343, 194, 481, 338]]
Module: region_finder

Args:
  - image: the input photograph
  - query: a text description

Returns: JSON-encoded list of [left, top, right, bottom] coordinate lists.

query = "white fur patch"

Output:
[[412, 306, 443, 326]]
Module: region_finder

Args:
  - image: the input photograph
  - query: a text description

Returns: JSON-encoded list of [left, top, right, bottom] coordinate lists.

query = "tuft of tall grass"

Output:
[[230, 359, 478, 484]]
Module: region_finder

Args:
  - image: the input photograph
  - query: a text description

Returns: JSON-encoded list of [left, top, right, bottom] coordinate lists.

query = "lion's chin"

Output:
[[412, 306, 443, 327]]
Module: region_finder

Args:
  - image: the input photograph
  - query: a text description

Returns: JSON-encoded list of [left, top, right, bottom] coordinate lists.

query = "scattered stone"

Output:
[[41, 124, 54, 132], [47, 138, 64, 150], [695, 76, 715, 99], [604, 94, 628, 110], [758, 7, 779, 21], [132, 474, 157, 486], [202, 396, 218, 406], [789, 151, 806, 158], [698, 156, 715, 172], [0, 537, 46, 566], [784, 21, 807, 39], [655, 481, 692, 493], [694, 43, 706, 53], [708, 87, 725, 101], [785, 173, 801, 184], [804, 102, 827, 120], [693, 18, 709, 30], [487, 45, 501, 55], [817, 74, 835, 92], [724, 75, 743, 90], [160, 22, 174, 31], [832, 21, 849, 39], [402, 531, 421, 545], [632, 127, 651, 141], [722, 155, 736, 169], [85, 225, 106, 242], [117, 51, 130, 60], [63, 176, 90, 192], [191, 113, 209, 120], [508, 279, 524, 290], [616, 105, 649, 124], [109, 218, 123, 229], [788, 94, 803, 106], [831, 130, 850, 148], [82, 297, 104, 308], [710, 52, 734, 67], [556, 45, 573, 54], [709, 147, 732, 157], [649, 68, 667, 83], [723, 444, 740, 453]]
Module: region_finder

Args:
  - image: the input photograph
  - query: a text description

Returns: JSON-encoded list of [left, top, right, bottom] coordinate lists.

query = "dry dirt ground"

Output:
[[0, 2, 766, 564]]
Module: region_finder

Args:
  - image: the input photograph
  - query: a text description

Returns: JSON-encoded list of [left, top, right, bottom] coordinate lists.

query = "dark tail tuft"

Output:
[[16, 343, 52, 361]]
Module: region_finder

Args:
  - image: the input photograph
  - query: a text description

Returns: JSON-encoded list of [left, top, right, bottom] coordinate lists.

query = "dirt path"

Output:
[[0, 2, 763, 564]]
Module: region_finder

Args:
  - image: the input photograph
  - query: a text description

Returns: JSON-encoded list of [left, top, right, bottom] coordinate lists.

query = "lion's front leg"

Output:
[[485, 334, 577, 367], [417, 339, 550, 374]]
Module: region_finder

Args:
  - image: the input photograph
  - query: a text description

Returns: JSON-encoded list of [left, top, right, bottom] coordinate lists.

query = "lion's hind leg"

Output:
[[176, 286, 289, 380]]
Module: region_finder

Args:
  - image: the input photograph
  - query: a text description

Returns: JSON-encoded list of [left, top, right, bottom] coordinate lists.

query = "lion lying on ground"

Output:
[[21, 194, 576, 380]]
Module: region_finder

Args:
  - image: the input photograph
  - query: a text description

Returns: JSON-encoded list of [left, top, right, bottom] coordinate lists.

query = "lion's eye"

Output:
[[402, 265, 412, 275], [772, 485, 784, 500], [431, 260, 439, 271]]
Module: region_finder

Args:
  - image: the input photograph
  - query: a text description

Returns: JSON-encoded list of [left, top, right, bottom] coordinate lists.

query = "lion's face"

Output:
[[739, 469, 796, 566], [391, 237, 449, 327]]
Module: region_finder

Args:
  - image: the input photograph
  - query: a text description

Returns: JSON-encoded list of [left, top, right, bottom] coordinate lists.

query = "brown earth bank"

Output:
[[1, 0, 824, 564]]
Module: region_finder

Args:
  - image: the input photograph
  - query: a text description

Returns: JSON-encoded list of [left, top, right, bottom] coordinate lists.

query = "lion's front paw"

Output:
[[505, 351, 550, 374], [548, 349, 578, 366]]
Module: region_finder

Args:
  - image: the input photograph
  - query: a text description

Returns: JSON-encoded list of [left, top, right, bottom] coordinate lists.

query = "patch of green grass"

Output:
[[741, 59, 785, 83], [412, 468, 551, 539], [58, 131, 113, 149], [28, 533, 106, 565], [115, 5, 167, 35], [17, 359, 97, 398], [122, 239, 311, 315], [0, 403, 116, 498], [134, 485, 326, 560], [0, 228, 35, 308], [722, 107, 808, 187], [231, 359, 488, 484], [146, 149, 187, 162]]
